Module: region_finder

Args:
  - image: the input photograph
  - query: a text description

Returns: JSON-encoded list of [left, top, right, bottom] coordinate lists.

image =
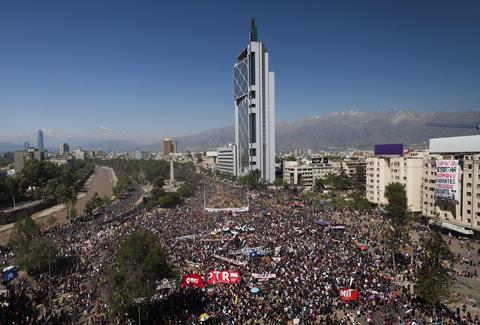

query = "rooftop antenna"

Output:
[[250, 18, 257, 42]]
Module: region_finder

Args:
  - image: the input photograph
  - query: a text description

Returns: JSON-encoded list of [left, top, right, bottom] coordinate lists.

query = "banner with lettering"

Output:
[[435, 160, 459, 203], [207, 270, 240, 285], [252, 272, 276, 281], [325, 224, 346, 231], [212, 254, 247, 266], [181, 273, 205, 289], [339, 288, 359, 302]]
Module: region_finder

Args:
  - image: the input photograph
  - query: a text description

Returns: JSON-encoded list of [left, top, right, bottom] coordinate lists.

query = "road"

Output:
[[0, 166, 116, 245]]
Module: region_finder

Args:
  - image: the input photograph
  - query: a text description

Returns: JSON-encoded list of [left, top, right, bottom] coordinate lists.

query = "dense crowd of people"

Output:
[[1, 177, 479, 324]]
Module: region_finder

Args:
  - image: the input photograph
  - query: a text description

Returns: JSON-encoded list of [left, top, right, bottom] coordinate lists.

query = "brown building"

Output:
[[14, 148, 44, 172], [163, 138, 177, 158]]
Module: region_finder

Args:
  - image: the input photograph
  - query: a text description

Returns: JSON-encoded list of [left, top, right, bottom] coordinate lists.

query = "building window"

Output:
[[249, 113, 256, 143], [250, 161, 256, 165], [249, 52, 255, 85], [250, 148, 256, 156], [250, 90, 256, 98]]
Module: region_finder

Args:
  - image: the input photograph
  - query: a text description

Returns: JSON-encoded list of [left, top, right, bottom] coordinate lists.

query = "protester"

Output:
[[0, 179, 478, 324]]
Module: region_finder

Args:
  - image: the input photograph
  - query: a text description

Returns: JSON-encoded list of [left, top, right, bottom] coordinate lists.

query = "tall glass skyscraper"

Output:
[[37, 129, 44, 152], [233, 19, 275, 182]]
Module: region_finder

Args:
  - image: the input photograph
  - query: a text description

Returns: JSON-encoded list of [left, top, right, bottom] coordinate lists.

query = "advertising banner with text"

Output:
[[435, 160, 459, 203]]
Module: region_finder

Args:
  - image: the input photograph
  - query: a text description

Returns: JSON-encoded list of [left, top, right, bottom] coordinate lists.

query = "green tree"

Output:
[[108, 230, 174, 318], [239, 170, 265, 189], [384, 182, 410, 274], [314, 178, 325, 192], [177, 182, 195, 198], [9, 216, 58, 271], [158, 192, 181, 208], [151, 177, 165, 198], [55, 183, 77, 218], [113, 176, 131, 198], [415, 226, 456, 312], [352, 194, 371, 213], [353, 165, 366, 195], [5, 176, 19, 208], [84, 192, 104, 214]]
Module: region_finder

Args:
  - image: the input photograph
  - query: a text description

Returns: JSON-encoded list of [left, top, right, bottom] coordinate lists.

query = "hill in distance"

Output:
[[172, 109, 480, 151]]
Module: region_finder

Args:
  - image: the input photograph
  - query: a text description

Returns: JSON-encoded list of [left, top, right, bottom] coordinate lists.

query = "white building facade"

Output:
[[422, 135, 480, 232], [366, 151, 427, 212], [234, 19, 275, 183], [217, 144, 237, 176]]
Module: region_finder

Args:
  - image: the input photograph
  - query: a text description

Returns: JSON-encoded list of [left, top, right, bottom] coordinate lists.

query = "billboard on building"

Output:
[[430, 135, 480, 154], [434, 159, 459, 203], [374, 144, 403, 156]]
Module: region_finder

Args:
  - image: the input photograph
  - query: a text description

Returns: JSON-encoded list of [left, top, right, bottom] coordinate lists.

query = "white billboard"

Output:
[[434, 159, 459, 203]]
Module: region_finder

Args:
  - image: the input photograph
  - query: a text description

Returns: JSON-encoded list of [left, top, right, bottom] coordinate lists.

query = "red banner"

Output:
[[206, 270, 240, 285], [181, 273, 205, 289], [339, 288, 359, 302]]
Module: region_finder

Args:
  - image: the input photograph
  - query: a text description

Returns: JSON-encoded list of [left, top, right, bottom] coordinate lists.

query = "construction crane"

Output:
[[425, 122, 480, 131]]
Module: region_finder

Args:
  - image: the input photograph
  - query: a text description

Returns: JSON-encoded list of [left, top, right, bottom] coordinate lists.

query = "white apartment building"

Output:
[[217, 144, 237, 176], [72, 148, 86, 160], [283, 160, 338, 188], [366, 151, 427, 212], [422, 135, 480, 232]]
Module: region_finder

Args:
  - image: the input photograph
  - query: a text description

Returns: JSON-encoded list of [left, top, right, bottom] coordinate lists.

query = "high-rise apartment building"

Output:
[[422, 135, 480, 232], [59, 143, 70, 156], [234, 19, 275, 183], [366, 146, 427, 212], [14, 148, 44, 172], [38, 129, 44, 152], [163, 138, 177, 158]]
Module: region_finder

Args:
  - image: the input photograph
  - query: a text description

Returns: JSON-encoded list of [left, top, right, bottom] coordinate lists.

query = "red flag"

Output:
[[339, 288, 359, 302], [181, 273, 205, 288]]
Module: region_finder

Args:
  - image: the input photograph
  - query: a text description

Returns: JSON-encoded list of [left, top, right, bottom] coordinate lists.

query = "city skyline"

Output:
[[1, 1, 479, 142]]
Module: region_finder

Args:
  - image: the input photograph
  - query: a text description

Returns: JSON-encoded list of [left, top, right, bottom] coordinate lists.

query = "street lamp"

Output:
[[133, 297, 145, 324]]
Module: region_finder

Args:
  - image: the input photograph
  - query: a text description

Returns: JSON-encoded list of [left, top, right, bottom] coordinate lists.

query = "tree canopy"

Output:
[[415, 226, 456, 309], [9, 216, 58, 272], [108, 230, 174, 318], [384, 182, 410, 273]]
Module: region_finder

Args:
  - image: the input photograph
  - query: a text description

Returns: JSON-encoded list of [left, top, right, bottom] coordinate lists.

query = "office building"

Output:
[[72, 148, 86, 160], [14, 148, 44, 172], [59, 143, 70, 156], [134, 151, 145, 160], [163, 138, 177, 158], [202, 151, 218, 171], [422, 135, 480, 232], [283, 159, 338, 188], [217, 144, 237, 176], [366, 146, 426, 212], [38, 129, 44, 152], [234, 19, 275, 182]]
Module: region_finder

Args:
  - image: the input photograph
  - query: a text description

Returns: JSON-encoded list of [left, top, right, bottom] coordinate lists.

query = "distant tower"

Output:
[[163, 138, 177, 159], [169, 157, 175, 185], [233, 18, 276, 182], [37, 129, 45, 152]]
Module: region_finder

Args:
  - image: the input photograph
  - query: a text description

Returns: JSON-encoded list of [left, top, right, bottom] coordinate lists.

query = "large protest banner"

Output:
[[435, 160, 459, 203], [339, 288, 359, 302], [180, 273, 205, 289], [206, 270, 240, 285]]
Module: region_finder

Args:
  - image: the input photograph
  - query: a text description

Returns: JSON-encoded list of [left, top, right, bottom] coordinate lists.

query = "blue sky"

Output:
[[1, 0, 479, 142]]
